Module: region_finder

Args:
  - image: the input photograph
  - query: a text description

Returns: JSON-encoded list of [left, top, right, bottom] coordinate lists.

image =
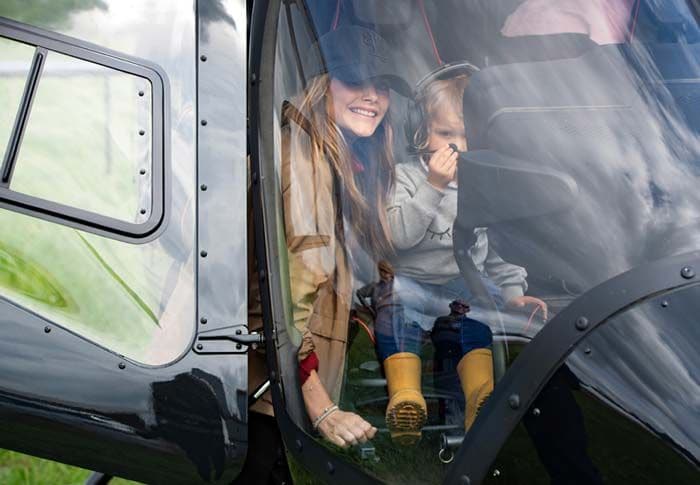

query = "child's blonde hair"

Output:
[[413, 74, 470, 151]]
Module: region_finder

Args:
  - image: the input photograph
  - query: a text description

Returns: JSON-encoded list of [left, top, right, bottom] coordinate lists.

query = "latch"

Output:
[[193, 325, 265, 354]]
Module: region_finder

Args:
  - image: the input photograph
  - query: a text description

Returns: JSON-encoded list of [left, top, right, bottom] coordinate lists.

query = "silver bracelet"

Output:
[[312, 404, 339, 430]]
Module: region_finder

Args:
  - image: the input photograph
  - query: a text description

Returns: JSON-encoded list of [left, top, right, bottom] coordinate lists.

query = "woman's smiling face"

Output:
[[328, 78, 390, 138]]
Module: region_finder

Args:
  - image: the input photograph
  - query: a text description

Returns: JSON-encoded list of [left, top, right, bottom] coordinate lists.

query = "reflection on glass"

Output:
[[488, 286, 700, 484], [0, 1, 196, 366], [270, 1, 700, 483], [0, 37, 35, 158], [11, 50, 152, 223]]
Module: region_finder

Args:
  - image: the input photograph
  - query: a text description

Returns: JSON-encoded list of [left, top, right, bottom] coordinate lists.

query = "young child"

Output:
[[381, 73, 548, 443]]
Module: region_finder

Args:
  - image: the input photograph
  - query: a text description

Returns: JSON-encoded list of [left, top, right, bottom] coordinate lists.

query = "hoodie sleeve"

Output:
[[482, 232, 528, 302], [387, 164, 446, 250]]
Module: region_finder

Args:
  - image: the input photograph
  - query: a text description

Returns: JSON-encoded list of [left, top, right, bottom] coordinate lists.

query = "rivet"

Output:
[[138, 90, 144, 97], [584, 347, 592, 355], [681, 266, 695, 279], [200, 184, 207, 191], [260, 269, 266, 280], [139, 129, 145, 136], [140, 208, 146, 215], [236, 329, 242, 335], [200, 250, 208, 257], [139, 168, 146, 175], [118, 362, 126, 370], [575, 316, 589, 331], [251, 72, 257, 83], [457, 249, 465, 256], [236, 343, 243, 350], [508, 394, 520, 409], [493, 469, 501, 477], [200, 317, 208, 324], [460, 476, 471, 485], [200, 54, 207, 62], [327, 462, 335, 474], [196, 343, 203, 350], [532, 407, 540, 417], [295, 439, 303, 451], [44, 326, 51, 333], [252, 172, 258, 184], [270, 370, 277, 381], [661, 300, 669, 308], [201, 119, 208, 126]]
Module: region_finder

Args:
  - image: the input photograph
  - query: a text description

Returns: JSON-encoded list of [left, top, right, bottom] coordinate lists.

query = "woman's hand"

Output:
[[507, 295, 548, 320], [302, 369, 377, 448], [426, 144, 458, 190], [317, 409, 377, 448]]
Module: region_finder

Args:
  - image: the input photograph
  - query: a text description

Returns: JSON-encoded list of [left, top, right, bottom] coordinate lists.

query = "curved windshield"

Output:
[[488, 284, 700, 483], [267, 1, 700, 483]]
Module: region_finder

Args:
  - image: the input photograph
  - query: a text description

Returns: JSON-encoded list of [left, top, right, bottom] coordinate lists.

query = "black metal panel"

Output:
[[0, 17, 167, 243], [0, 295, 247, 484]]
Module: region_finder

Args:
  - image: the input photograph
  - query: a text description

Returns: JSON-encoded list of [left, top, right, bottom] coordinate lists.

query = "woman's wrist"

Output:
[[312, 404, 339, 429], [301, 370, 335, 420]]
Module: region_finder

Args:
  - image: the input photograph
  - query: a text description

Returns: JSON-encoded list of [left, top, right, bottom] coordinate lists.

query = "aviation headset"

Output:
[[404, 61, 480, 155]]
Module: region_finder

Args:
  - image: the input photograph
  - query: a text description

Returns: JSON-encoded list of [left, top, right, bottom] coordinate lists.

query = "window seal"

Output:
[[1, 46, 45, 185], [0, 17, 169, 243]]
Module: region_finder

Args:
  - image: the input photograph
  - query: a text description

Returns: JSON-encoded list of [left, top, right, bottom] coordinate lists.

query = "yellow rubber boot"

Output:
[[457, 348, 494, 431], [383, 352, 427, 445]]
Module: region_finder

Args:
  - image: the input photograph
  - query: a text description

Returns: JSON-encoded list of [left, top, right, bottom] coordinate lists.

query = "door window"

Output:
[[0, 26, 164, 239], [10, 50, 152, 223], [0, 18, 192, 366]]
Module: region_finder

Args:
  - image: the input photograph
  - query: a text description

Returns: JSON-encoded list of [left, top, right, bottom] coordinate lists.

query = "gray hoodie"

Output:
[[387, 159, 527, 302]]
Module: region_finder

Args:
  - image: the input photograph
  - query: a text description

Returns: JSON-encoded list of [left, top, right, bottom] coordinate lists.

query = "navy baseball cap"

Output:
[[308, 26, 411, 97]]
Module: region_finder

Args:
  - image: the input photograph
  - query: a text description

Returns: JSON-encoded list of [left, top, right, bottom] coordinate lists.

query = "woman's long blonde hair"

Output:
[[283, 74, 395, 257]]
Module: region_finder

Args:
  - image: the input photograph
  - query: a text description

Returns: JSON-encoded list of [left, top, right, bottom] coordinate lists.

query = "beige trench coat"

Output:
[[248, 118, 353, 413], [281, 120, 352, 402]]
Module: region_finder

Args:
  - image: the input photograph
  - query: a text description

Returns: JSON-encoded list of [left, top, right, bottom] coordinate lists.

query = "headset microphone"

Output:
[[405, 144, 461, 157]]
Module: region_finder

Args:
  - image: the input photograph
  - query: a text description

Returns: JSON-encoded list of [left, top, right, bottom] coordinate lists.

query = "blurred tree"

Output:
[[0, 0, 107, 29]]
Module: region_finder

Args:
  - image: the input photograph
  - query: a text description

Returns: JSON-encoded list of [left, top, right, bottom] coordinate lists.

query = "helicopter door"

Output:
[[252, 1, 700, 483], [0, 1, 249, 483]]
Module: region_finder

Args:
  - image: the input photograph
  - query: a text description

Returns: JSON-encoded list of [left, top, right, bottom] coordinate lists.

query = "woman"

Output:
[[281, 25, 410, 448]]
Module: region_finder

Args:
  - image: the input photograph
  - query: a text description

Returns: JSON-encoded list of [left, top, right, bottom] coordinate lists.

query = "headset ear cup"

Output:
[[404, 99, 424, 151]]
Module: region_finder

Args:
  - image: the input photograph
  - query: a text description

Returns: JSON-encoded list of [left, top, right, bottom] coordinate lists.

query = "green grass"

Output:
[[0, 449, 141, 485]]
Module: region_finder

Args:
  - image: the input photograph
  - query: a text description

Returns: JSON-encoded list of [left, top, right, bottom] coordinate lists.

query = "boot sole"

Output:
[[386, 400, 427, 445]]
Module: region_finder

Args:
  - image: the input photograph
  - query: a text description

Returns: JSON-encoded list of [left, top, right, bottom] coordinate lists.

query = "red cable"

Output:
[[418, 0, 444, 65], [352, 317, 376, 345], [523, 306, 540, 334], [331, 0, 341, 31]]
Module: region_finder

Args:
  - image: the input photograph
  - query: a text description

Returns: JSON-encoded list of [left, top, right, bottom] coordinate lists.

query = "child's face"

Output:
[[426, 105, 467, 152]]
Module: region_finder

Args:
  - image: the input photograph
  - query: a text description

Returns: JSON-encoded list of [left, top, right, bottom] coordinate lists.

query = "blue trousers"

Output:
[[374, 276, 499, 361]]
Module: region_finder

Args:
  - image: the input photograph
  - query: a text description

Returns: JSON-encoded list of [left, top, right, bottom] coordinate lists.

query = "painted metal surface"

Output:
[[196, 0, 249, 351], [0, 1, 249, 483], [0, 296, 246, 484]]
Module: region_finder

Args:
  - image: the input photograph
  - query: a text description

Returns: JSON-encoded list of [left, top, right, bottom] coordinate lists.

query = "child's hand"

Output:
[[426, 144, 458, 190], [507, 296, 548, 320]]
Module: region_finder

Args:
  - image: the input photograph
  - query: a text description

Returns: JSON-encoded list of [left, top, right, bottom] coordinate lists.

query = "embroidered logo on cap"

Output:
[[362, 30, 388, 62]]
